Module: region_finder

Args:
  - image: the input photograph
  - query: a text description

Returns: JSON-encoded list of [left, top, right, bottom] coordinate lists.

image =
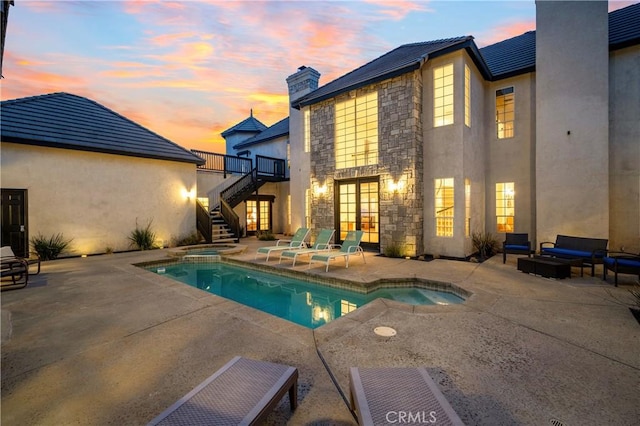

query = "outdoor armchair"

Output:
[[502, 233, 531, 263]]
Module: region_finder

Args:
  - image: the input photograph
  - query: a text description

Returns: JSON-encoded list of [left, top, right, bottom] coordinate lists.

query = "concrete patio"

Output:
[[2, 238, 639, 425]]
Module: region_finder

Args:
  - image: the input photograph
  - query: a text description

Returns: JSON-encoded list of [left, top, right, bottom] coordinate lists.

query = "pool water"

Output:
[[149, 262, 463, 329]]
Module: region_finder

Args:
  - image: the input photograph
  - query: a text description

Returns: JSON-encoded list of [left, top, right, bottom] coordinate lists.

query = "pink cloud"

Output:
[[364, 0, 432, 20], [476, 20, 536, 47]]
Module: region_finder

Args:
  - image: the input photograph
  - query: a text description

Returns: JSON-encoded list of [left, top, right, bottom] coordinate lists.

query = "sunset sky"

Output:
[[1, 1, 634, 153]]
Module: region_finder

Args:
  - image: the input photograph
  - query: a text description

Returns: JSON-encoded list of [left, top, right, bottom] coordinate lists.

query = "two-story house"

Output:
[[279, 1, 638, 258]]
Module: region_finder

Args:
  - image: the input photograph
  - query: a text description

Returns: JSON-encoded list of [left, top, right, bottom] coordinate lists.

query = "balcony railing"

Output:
[[191, 150, 252, 177]]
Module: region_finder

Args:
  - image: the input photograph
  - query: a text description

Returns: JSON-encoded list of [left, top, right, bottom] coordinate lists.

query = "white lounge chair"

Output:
[[255, 228, 310, 261], [279, 229, 335, 266], [308, 230, 365, 272]]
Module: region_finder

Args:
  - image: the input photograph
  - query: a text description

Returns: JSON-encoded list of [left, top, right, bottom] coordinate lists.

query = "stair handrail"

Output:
[[220, 198, 240, 242], [220, 168, 258, 207], [195, 199, 212, 243]]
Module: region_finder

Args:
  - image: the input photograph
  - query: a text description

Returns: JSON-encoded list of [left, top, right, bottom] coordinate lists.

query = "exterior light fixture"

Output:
[[181, 188, 195, 200], [314, 184, 327, 196], [388, 179, 405, 193]]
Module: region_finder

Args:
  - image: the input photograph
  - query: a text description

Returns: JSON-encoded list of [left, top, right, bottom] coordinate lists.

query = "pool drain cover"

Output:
[[374, 326, 397, 337]]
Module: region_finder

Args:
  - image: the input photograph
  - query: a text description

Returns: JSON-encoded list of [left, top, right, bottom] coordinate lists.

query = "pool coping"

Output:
[[135, 254, 472, 302]]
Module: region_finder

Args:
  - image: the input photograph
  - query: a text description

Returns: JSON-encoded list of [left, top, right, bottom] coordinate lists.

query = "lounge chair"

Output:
[[602, 251, 640, 287], [148, 356, 298, 426], [308, 230, 365, 272], [502, 233, 531, 263], [279, 229, 335, 266], [1, 247, 30, 290], [1, 246, 41, 275], [255, 228, 310, 261], [349, 366, 464, 426]]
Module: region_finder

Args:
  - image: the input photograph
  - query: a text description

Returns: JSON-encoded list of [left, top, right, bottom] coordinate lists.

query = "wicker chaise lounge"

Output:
[[349, 366, 464, 426], [148, 356, 298, 426]]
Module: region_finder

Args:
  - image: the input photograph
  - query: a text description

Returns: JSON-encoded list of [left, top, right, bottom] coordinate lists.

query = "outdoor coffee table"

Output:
[[517, 256, 582, 279]]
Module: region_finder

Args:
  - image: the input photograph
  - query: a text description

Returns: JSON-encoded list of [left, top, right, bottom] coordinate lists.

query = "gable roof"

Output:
[[221, 113, 267, 138], [294, 36, 479, 108], [295, 4, 640, 107], [0, 92, 204, 165], [233, 117, 289, 150]]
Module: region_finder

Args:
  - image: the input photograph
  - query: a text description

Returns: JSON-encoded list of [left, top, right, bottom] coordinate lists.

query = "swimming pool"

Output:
[[146, 260, 464, 329]]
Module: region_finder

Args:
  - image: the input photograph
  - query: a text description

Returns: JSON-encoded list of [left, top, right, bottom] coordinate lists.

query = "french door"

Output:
[[335, 178, 379, 249], [246, 197, 273, 234]]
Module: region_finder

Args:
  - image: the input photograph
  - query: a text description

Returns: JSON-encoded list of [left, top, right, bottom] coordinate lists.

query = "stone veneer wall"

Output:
[[309, 71, 424, 256]]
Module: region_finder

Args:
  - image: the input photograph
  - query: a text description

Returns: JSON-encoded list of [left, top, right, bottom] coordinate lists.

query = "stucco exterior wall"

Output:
[[486, 73, 536, 244], [609, 45, 640, 252], [423, 52, 469, 258], [536, 1, 610, 244], [1, 143, 197, 255], [463, 54, 489, 255]]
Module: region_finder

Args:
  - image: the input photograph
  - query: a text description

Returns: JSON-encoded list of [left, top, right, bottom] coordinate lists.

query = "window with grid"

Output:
[[496, 87, 514, 139], [464, 65, 471, 127], [335, 92, 378, 169], [496, 182, 515, 232], [304, 108, 311, 153], [435, 178, 454, 237], [434, 64, 454, 127]]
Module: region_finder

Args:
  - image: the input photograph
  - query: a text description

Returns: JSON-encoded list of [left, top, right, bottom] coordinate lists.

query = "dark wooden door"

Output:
[[1, 189, 28, 257]]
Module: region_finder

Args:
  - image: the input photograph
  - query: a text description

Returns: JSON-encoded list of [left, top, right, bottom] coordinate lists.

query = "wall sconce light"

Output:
[[314, 184, 327, 196], [388, 179, 405, 193], [181, 188, 195, 200]]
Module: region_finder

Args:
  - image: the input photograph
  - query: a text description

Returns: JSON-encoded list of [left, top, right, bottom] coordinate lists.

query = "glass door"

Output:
[[336, 178, 379, 248]]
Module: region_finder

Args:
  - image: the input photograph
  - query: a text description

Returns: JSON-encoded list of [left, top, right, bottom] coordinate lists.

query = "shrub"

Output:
[[174, 232, 201, 247], [128, 219, 157, 250], [384, 242, 405, 258], [472, 231, 498, 259], [257, 230, 276, 241], [31, 233, 73, 260]]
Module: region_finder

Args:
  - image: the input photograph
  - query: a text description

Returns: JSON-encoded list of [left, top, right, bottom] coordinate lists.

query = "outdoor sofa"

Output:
[[540, 234, 608, 276]]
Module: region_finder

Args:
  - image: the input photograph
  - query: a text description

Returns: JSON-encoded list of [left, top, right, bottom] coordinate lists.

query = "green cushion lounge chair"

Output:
[[279, 229, 335, 266], [308, 230, 365, 272], [255, 228, 310, 261]]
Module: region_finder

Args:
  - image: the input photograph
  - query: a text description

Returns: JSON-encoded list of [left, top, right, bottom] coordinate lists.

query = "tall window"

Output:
[[435, 178, 454, 237], [465, 178, 471, 237], [305, 188, 311, 228], [434, 64, 454, 127], [304, 108, 311, 153], [335, 92, 378, 169], [496, 182, 515, 232], [496, 87, 514, 139], [464, 65, 471, 127]]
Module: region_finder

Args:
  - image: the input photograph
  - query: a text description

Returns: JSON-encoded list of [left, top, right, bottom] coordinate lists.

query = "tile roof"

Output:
[[479, 31, 536, 81], [295, 4, 640, 106], [295, 36, 475, 108], [1, 92, 204, 165], [233, 117, 289, 149], [221, 113, 267, 137], [609, 2, 640, 50]]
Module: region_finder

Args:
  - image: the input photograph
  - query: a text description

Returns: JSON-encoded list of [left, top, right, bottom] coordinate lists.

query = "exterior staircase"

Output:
[[210, 210, 236, 243], [195, 153, 288, 244]]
